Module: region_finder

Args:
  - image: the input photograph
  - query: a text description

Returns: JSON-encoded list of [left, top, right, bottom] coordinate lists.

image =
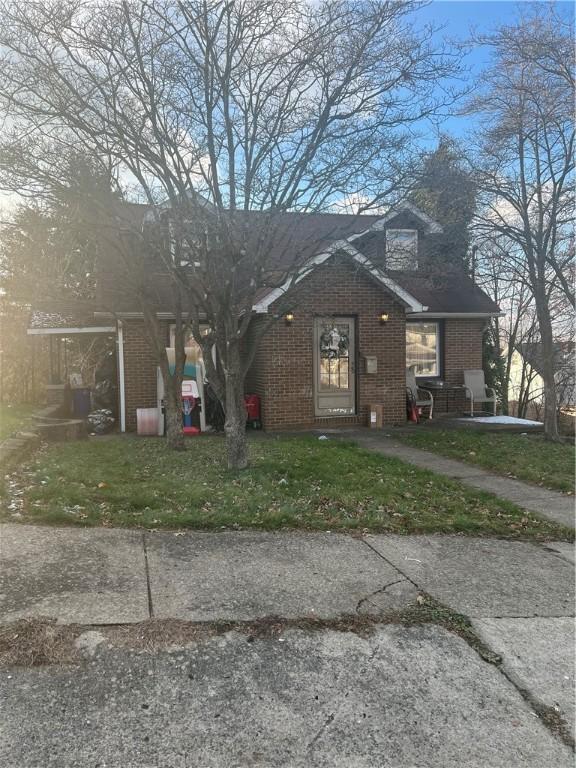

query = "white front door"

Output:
[[313, 317, 356, 417]]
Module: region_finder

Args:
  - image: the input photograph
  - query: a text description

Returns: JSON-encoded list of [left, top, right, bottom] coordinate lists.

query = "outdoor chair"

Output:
[[406, 368, 434, 420], [463, 369, 497, 417]]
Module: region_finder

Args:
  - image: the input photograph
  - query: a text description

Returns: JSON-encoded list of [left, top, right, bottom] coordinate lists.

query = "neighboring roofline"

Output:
[[515, 341, 575, 356], [513, 342, 575, 375], [252, 239, 426, 314], [407, 312, 504, 319], [27, 325, 116, 336]]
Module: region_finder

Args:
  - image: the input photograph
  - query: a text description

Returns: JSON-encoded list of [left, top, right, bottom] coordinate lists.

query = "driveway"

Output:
[[0, 524, 574, 767]]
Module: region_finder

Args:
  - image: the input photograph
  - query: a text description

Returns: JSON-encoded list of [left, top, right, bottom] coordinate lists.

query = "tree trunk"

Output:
[[537, 305, 560, 441], [164, 372, 185, 450], [541, 365, 560, 441], [224, 370, 248, 470]]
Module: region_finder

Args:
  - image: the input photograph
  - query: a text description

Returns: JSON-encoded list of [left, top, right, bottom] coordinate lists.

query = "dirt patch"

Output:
[[79, 614, 390, 653], [496, 669, 576, 750], [534, 702, 575, 749], [0, 618, 83, 667], [402, 597, 503, 665], [0, 595, 494, 665], [0, 615, 384, 668]]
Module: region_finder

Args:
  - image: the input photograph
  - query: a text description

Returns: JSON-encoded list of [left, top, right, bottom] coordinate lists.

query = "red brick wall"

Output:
[[122, 320, 167, 431], [417, 318, 485, 415], [246, 256, 407, 430], [443, 319, 486, 385], [118, 292, 487, 431]]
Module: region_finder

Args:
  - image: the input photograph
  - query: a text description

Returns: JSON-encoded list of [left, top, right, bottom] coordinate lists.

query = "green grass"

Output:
[[0, 404, 36, 441], [1, 434, 571, 540], [395, 429, 575, 494]]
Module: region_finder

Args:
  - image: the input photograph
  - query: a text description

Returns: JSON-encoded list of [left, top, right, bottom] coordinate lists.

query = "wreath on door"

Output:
[[320, 325, 349, 359]]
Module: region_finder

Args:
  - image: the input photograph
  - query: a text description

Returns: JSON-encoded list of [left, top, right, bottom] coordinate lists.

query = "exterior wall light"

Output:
[[379, 312, 389, 325], [285, 312, 295, 326]]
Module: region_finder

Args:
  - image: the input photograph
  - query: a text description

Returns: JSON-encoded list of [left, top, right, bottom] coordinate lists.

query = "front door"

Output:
[[313, 317, 356, 417]]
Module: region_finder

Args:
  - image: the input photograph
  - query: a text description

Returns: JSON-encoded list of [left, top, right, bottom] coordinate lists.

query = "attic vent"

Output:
[[385, 229, 418, 270]]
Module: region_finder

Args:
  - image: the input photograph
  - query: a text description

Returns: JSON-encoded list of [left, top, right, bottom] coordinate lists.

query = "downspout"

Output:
[[117, 320, 126, 432]]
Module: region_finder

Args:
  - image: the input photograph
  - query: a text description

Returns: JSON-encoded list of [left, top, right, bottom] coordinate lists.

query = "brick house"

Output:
[[28, 202, 500, 431]]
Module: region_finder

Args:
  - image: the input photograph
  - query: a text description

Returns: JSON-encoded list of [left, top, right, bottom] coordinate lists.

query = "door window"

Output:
[[319, 323, 350, 391]]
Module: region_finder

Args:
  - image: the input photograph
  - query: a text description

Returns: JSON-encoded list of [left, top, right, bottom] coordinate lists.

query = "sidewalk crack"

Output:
[[361, 538, 422, 591], [142, 532, 154, 619], [307, 712, 335, 752], [356, 579, 406, 613]]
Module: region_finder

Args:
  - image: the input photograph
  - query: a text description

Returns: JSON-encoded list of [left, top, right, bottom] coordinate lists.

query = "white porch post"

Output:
[[117, 320, 126, 432]]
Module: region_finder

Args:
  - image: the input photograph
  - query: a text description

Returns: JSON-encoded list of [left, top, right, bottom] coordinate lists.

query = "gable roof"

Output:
[[353, 201, 444, 234], [253, 238, 427, 313], [251, 204, 501, 316]]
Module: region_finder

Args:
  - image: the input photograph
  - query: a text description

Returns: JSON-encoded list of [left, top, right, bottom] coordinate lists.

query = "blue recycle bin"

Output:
[[72, 387, 92, 418]]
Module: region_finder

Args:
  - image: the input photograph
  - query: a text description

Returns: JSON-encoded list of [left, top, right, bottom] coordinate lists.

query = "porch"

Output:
[[26, 305, 118, 422]]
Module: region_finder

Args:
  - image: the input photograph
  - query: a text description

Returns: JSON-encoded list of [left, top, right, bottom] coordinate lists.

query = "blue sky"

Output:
[[414, 1, 574, 143], [0, 1, 572, 211]]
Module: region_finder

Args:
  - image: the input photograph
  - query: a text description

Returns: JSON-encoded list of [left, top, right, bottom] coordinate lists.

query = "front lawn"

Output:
[[0, 404, 36, 441], [1, 435, 571, 539], [395, 429, 575, 494]]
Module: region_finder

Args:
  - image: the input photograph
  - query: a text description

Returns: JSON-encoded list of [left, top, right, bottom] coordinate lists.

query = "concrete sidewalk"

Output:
[[0, 625, 574, 768], [2, 624, 572, 768], [0, 524, 574, 767], [343, 431, 575, 529], [1, 524, 573, 625]]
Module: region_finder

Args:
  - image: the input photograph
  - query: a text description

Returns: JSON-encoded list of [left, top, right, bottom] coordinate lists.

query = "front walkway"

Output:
[[340, 430, 575, 529]]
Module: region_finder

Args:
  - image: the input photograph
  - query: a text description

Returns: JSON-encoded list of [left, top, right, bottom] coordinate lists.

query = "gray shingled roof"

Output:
[[53, 204, 502, 318], [28, 301, 114, 333]]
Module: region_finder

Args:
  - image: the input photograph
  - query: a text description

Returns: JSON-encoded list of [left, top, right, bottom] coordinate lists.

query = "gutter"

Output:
[[94, 311, 207, 321], [407, 312, 504, 319], [27, 326, 115, 335]]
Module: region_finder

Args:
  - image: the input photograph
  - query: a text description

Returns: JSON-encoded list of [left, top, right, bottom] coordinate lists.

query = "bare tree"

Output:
[[475, 236, 532, 414], [469, 6, 575, 440], [0, 158, 191, 448], [0, 0, 462, 467]]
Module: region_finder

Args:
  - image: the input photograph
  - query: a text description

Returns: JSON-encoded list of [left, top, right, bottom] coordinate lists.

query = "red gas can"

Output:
[[244, 394, 261, 429], [182, 394, 201, 435]]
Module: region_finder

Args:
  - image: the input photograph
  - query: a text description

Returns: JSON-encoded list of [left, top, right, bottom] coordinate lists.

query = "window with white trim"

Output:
[[406, 322, 440, 377], [386, 229, 418, 269]]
